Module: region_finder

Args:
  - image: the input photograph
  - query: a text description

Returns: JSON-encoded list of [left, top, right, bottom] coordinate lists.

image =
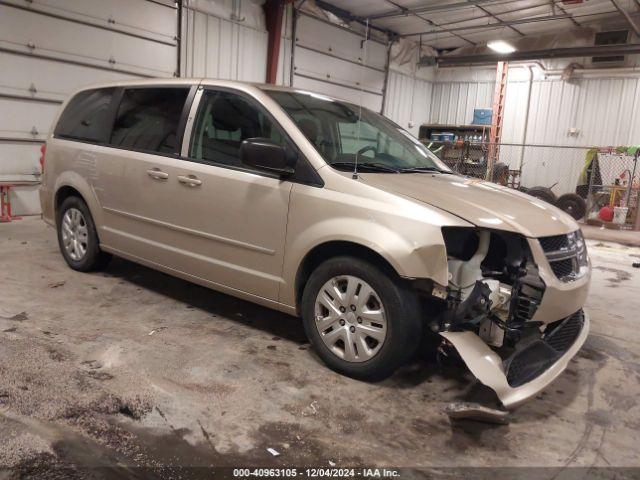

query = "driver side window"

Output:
[[190, 90, 286, 169]]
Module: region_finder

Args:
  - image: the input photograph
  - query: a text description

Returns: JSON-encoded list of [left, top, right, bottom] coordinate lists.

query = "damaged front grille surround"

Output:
[[438, 228, 545, 346], [539, 230, 588, 282], [505, 310, 585, 387]]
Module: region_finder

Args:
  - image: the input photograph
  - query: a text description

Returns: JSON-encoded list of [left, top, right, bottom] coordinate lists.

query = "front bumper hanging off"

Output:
[[440, 309, 590, 409]]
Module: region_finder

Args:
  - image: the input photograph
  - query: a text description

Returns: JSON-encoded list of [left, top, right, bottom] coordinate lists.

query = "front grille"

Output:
[[539, 234, 569, 253], [550, 258, 576, 279], [505, 309, 585, 387], [539, 231, 587, 282]]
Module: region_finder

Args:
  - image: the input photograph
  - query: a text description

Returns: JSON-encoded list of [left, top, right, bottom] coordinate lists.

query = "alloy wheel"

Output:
[[61, 208, 88, 261]]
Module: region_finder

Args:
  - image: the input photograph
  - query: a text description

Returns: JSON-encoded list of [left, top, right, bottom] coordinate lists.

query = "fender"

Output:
[[278, 179, 475, 309]]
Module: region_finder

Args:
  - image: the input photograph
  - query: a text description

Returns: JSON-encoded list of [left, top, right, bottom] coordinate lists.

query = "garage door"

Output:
[[292, 12, 388, 113], [0, 0, 178, 215]]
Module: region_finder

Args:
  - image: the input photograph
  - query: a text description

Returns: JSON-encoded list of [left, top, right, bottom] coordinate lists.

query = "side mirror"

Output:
[[240, 138, 296, 176]]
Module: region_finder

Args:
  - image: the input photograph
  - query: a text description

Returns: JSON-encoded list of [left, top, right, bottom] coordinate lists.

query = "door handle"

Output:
[[147, 168, 169, 180], [177, 175, 202, 187]]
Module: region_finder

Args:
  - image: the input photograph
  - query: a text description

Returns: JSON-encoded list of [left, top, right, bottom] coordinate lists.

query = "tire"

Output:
[[301, 256, 422, 381], [491, 162, 509, 185], [556, 193, 587, 220], [526, 186, 557, 205], [57, 196, 112, 272]]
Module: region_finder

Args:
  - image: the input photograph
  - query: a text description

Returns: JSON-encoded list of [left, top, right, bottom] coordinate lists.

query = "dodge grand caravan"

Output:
[[40, 79, 590, 409]]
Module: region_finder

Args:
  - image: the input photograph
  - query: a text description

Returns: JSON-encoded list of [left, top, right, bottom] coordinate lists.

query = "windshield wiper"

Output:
[[330, 161, 400, 173], [399, 166, 452, 174]]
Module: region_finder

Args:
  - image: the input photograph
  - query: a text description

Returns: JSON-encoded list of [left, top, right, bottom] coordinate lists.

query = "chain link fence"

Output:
[[428, 142, 640, 229]]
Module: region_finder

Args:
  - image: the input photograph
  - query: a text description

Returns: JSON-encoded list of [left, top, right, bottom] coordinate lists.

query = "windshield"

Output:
[[265, 90, 451, 174]]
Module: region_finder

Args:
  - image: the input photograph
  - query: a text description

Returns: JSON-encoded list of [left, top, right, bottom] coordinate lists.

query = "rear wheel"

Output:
[[57, 196, 111, 272], [301, 256, 422, 381]]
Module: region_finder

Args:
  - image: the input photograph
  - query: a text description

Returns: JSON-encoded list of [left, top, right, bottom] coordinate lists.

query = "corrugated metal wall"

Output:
[[180, 2, 267, 82], [428, 68, 640, 193], [396, 67, 640, 150], [517, 76, 640, 193], [384, 70, 432, 137], [523, 77, 640, 146], [429, 80, 494, 125]]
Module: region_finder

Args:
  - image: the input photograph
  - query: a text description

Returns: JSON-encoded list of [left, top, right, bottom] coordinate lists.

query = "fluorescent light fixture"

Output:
[[487, 40, 516, 54]]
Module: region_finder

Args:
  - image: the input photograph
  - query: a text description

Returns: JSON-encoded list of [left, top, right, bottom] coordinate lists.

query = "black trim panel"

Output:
[[175, 85, 197, 156]]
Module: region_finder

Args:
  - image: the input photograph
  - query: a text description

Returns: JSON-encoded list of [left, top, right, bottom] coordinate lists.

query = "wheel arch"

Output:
[[294, 240, 403, 315], [52, 172, 101, 224], [55, 185, 84, 214]]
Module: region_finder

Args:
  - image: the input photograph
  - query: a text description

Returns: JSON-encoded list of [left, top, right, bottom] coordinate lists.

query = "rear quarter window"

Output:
[[54, 88, 116, 143]]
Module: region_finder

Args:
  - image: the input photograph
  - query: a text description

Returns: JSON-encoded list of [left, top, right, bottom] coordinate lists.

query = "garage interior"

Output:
[[1, 0, 640, 476]]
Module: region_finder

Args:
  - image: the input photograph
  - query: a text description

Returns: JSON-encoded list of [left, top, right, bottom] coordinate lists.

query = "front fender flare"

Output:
[[279, 217, 449, 308]]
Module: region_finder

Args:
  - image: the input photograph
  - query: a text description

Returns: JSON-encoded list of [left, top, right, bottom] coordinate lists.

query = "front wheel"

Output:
[[301, 256, 422, 381], [57, 196, 112, 272]]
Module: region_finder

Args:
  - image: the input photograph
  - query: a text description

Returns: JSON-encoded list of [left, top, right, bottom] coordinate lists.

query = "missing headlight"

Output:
[[438, 227, 546, 347]]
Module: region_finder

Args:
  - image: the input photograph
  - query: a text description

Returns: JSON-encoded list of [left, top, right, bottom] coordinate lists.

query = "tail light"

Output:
[[39, 144, 46, 173]]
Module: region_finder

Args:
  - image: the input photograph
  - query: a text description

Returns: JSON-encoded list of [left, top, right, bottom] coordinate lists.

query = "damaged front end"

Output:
[[429, 227, 590, 409]]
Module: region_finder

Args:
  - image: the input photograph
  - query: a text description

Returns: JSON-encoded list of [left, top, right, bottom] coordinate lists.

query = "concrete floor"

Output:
[[581, 224, 640, 248], [1, 217, 639, 477]]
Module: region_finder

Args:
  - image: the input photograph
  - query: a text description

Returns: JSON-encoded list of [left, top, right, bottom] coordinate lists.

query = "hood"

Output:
[[358, 173, 578, 238]]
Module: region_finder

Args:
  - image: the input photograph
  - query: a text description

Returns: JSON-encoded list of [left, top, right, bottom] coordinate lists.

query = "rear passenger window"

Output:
[[109, 88, 189, 155], [54, 88, 116, 143]]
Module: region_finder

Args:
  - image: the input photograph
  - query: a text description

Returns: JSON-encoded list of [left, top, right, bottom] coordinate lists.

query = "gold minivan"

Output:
[[40, 79, 590, 409]]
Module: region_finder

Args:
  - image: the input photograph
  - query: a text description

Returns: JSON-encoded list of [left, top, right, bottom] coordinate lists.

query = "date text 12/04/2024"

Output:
[[232, 468, 400, 478]]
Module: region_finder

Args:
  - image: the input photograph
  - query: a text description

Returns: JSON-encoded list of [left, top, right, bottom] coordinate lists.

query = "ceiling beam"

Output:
[[381, 0, 477, 45], [314, 0, 399, 39], [611, 0, 640, 37], [401, 10, 619, 37], [369, 0, 505, 20], [435, 43, 640, 66], [425, 1, 573, 29], [474, 4, 525, 36], [552, 1, 581, 27], [369, 0, 576, 20]]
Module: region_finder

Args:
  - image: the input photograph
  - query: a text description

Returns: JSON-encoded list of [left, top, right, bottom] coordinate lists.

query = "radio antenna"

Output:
[[353, 19, 369, 180]]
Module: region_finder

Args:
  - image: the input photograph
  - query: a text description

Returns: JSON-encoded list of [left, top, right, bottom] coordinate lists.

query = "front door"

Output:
[[153, 88, 294, 301]]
